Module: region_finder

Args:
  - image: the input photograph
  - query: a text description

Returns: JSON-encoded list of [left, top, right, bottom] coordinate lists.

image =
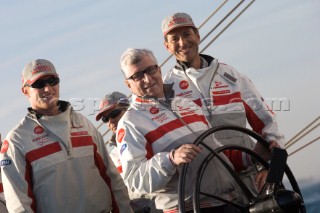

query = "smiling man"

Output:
[[161, 12, 284, 196], [0, 59, 132, 213]]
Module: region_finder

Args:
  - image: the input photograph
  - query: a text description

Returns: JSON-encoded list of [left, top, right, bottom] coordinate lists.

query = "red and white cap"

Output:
[[161, 12, 196, 35], [96, 91, 129, 121], [22, 59, 58, 86]]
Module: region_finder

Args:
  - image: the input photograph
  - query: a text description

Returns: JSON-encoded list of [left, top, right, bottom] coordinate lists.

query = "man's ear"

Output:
[[22, 86, 30, 97], [124, 80, 131, 91], [196, 31, 200, 44], [164, 41, 171, 52]]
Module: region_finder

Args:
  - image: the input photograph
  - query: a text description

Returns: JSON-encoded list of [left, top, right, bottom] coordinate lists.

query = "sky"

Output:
[[0, 0, 319, 183]]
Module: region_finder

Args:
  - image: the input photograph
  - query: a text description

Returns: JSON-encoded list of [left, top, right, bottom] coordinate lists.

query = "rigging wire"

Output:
[[200, 0, 256, 53], [285, 116, 320, 149], [284, 116, 320, 156], [288, 136, 320, 156], [199, 0, 245, 48]]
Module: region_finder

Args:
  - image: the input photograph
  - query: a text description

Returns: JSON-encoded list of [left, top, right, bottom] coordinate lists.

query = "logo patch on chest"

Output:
[[179, 80, 189, 90], [149, 107, 160, 114], [32, 134, 50, 146], [151, 112, 169, 123], [34, 126, 44, 134]]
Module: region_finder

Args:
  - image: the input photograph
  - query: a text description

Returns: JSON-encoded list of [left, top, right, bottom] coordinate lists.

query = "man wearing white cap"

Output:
[[161, 12, 284, 195], [0, 59, 132, 213]]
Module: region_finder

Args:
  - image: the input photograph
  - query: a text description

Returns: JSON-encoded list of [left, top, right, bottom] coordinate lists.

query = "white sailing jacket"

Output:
[[163, 54, 285, 148], [116, 94, 243, 211], [0, 101, 132, 213]]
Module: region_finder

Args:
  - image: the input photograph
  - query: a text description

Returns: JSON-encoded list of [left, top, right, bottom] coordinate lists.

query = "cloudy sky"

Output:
[[0, 0, 319, 181]]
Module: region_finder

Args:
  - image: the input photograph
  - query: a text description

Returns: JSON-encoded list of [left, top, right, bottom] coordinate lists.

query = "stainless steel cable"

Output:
[[285, 116, 320, 149], [288, 136, 320, 156], [200, 0, 256, 53]]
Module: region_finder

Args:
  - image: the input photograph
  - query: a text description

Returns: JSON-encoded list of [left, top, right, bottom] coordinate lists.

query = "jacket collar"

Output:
[[132, 84, 174, 105], [28, 100, 69, 119], [174, 54, 215, 72]]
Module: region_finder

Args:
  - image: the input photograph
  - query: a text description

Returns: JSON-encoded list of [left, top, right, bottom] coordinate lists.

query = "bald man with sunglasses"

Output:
[[0, 59, 132, 213]]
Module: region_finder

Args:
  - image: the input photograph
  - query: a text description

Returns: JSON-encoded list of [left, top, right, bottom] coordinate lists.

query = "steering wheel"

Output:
[[178, 125, 306, 213]]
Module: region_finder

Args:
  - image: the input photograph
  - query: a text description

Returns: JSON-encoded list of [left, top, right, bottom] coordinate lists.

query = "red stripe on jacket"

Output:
[[144, 114, 207, 160], [71, 136, 120, 213], [25, 142, 61, 212], [144, 114, 207, 144], [213, 92, 265, 134], [223, 150, 246, 173], [24, 136, 121, 213], [212, 92, 242, 106], [243, 102, 265, 135]]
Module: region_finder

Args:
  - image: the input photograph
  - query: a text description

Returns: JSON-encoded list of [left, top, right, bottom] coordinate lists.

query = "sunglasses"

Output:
[[126, 65, 159, 82], [102, 108, 123, 123], [25, 76, 60, 89]]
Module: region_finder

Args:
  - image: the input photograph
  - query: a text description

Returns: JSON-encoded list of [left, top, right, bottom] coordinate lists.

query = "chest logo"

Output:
[[215, 81, 222, 87], [179, 80, 189, 90], [150, 107, 159, 114], [34, 126, 44, 134]]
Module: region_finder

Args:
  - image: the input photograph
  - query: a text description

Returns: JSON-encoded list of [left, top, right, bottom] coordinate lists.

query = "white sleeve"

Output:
[[1, 136, 34, 213], [234, 67, 285, 147], [116, 120, 176, 194]]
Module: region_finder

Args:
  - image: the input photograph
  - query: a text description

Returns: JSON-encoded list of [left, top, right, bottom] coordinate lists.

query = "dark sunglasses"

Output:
[[25, 76, 60, 89], [102, 108, 123, 123], [126, 65, 159, 82]]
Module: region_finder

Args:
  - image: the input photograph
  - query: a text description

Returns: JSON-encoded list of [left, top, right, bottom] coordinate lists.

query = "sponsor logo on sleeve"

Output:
[[0, 140, 9, 154], [117, 128, 125, 143], [120, 144, 127, 155], [1, 159, 11, 166]]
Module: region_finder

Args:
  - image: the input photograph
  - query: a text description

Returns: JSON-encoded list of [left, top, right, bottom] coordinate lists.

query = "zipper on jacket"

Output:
[[158, 98, 200, 137], [32, 117, 72, 156], [181, 67, 216, 121], [175, 56, 219, 122]]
